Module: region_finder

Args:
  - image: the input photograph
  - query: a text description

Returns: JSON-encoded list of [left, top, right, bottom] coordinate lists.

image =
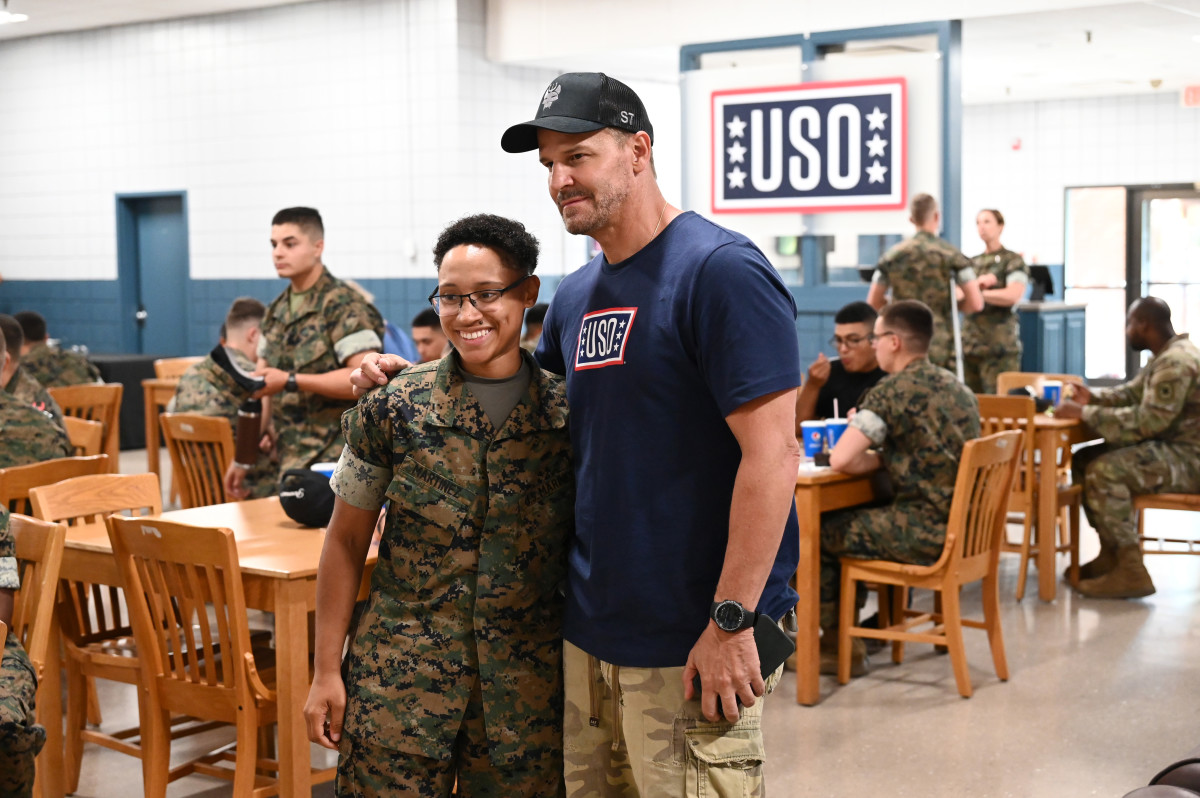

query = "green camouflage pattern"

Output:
[[874, 231, 977, 371], [820, 358, 980, 619], [172, 351, 278, 498], [963, 248, 1029, 393], [20, 341, 101, 387], [4, 365, 66, 429], [259, 267, 384, 473], [0, 390, 73, 468], [1, 508, 47, 798], [563, 640, 781, 798], [332, 351, 573, 770]]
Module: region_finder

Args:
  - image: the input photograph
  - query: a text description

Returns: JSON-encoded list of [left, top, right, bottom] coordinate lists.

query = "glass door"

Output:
[[1131, 188, 1200, 376], [1063, 186, 1128, 380]]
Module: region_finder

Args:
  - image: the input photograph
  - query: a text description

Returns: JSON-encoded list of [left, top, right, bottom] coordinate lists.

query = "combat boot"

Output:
[[1077, 540, 1118, 581], [819, 628, 868, 677], [1076, 545, 1155, 599]]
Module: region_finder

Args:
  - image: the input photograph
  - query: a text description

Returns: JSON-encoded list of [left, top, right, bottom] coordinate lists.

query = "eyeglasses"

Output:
[[829, 334, 873, 348], [428, 275, 531, 317], [872, 331, 898, 344]]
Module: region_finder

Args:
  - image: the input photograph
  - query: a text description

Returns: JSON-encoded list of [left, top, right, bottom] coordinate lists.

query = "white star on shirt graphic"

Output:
[[726, 115, 747, 139], [865, 159, 888, 184], [865, 107, 888, 131], [727, 140, 747, 164], [727, 166, 747, 189], [865, 133, 888, 158]]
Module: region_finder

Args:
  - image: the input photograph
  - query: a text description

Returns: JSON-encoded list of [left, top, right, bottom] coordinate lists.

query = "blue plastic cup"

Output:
[[800, 421, 826, 458], [1042, 380, 1062, 405], [826, 418, 849, 449]]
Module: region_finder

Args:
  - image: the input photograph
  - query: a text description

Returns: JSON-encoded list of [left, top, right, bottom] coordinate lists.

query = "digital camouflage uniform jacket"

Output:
[[1083, 334, 1200, 449], [963, 247, 1029, 355], [4, 365, 66, 430], [332, 352, 574, 767], [258, 267, 383, 473], [20, 341, 102, 387], [0, 390, 72, 468], [874, 232, 978, 371], [1, 507, 46, 798]]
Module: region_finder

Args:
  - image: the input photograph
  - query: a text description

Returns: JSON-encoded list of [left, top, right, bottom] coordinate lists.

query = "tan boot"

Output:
[[819, 633, 868, 677], [1077, 540, 1118, 581], [1076, 545, 1155, 599]]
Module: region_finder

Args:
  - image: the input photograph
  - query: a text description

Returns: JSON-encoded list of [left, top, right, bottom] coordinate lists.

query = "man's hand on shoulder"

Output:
[[349, 353, 412, 398], [682, 622, 763, 724]]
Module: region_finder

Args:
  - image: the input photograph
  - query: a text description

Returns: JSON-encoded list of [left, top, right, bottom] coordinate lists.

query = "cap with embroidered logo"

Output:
[[501, 72, 654, 154]]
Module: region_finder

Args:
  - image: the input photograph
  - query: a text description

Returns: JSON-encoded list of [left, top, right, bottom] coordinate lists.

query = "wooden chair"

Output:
[[0, 454, 110, 515], [28, 472, 163, 794], [1136, 493, 1200, 555], [837, 430, 1024, 698], [46, 383, 123, 473], [153, 356, 204, 381], [977, 395, 1082, 598], [108, 516, 334, 797], [160, 413, 235, 509], [63, 415, 105, 457]]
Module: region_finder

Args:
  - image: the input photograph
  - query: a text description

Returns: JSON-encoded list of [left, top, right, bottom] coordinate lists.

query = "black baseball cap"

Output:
[[278, 468, 335, 528], [501, 72, 654, 154]]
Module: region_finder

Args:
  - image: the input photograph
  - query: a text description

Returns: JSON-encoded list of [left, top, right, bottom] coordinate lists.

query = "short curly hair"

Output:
[[433, 214, 539, 275]]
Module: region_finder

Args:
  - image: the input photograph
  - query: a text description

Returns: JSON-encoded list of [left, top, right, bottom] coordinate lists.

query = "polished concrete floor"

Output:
[[60, 450, 1200, 796]]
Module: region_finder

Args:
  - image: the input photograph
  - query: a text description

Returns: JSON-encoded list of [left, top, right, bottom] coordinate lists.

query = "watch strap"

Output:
[[710, 599, 756, 632], [285, 373, 298, 392]]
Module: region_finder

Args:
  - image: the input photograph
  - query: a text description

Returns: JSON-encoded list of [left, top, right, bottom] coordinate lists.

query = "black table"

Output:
[[89, 354, 161, 450]]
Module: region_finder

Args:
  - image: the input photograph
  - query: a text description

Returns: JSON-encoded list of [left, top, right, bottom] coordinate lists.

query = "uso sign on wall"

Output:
[[711, 77, 906, 214]]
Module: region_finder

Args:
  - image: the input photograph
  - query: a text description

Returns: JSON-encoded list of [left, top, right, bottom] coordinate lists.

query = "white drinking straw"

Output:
[[833, 399, 840, 419]]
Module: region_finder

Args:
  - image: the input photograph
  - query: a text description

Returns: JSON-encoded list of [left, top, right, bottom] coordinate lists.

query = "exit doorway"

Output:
[[115, 192, 190, 355]]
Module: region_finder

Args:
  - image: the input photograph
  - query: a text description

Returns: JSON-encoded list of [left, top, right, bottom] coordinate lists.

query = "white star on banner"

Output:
[[865, 159, 888, 184], [727, 140, 747, 163], [727, 115, 747, 139], [865, 107, 888, 130], [865, 133, 888, 158], [727, 166, 747, 189]]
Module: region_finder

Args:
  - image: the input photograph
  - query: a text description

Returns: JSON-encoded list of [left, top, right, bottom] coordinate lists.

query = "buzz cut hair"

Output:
[[0, 314, 20, 360], [433, 213, 540, 276], [412, 308, 441, 329], [272, 207, 324, 241], [880, 300, 934, 353], [14, 311, 47, 343], [225, 297, 266, 334], [834, 301, 878, 326], [910, 193, 938, 225]]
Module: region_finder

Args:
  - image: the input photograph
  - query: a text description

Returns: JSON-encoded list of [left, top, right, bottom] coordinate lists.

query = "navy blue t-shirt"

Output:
[[536, 211, 802, 667]]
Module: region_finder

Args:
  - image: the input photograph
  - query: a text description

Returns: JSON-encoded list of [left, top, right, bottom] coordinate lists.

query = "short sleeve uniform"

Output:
[[20, 342, 101, 387]]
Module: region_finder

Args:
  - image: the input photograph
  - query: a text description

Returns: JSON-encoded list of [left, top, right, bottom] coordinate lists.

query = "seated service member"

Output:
[[12, 310, 102, 387], [0, 314, 65, 429], [304, 214, 573, 797], [224, 206, 384, 499], [0, 327, 73, 467], [796, 301, 887, 427], [173, 297, 277, 498], [410, 307, 449, 363], [1056, 297, 1200, 599], [1, 508, 45, 798], [822, 301, 980, 675]]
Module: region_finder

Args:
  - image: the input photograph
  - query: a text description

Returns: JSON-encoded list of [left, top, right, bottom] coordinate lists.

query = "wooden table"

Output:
[[39, 497, 374, 798], [1033, 415, 1093, 601], [142, 377, 178, 482], [793, 466, 878, 705]]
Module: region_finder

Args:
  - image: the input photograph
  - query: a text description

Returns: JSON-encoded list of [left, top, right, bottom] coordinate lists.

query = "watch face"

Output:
[[715, 601, 744, 631]]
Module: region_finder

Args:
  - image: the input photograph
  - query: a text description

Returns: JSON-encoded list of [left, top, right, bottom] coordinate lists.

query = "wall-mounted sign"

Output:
[[711, 77, 906, 214]]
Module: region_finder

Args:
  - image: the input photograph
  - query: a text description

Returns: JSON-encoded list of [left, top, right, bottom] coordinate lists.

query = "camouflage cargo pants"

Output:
[[963, 344, 1022, 395], [1073, 441, 1200, 547], [820, 501, 946, 628], [0, 639, 45, 798], [563, 640, 781, 798], [335, 679, 564, 798]]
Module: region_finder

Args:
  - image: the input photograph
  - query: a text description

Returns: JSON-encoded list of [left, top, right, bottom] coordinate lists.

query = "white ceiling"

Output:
[[1, 0, 1199, 104]]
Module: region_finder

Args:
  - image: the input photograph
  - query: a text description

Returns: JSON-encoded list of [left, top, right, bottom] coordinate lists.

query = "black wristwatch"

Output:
[[710, 599, 756, 633], [285, 373, 298, 392]]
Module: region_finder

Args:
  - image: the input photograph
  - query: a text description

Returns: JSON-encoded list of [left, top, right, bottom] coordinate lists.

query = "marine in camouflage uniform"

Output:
[[330, 351, 573, 796], [1, 507, 46, 798], [820, 358, 981, 626], [963, 248, 1029, 393], [259, 267, 383, 474], [0, 390, 73, 467], [873, 232, 978, 372], [20, 341, 101, 387], [4, 364, 66, 430], [172, 349, 278, 498]]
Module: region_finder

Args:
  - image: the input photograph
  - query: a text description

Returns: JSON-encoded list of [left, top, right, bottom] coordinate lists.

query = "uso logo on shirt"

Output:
[[574, 308, 637, 371]]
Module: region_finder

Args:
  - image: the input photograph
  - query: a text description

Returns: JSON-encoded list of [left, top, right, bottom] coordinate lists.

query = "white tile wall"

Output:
[[0, 0, 566, 281], [960, 93, 1200, 264]]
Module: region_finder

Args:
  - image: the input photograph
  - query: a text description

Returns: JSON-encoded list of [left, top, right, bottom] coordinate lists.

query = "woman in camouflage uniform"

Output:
[[304, 215, 573, 797], [963, 209, 1030, 393]]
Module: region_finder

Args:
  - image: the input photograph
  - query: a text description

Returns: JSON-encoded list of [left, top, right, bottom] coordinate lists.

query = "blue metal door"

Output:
[[116, 193, 189, 355]]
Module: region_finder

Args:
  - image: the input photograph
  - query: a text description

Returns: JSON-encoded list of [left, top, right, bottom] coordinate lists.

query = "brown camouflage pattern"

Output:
[[20, 341, 101, 387], [874, 231, 977, 371], [963, 248, 1029, 393], [171, 351, 278, 497], [563, 640, 781, 798], [0, 390, 73, 468], [259, 267, 384, 473], [4, 365, 66, 430], [332, 351, 573, 772]]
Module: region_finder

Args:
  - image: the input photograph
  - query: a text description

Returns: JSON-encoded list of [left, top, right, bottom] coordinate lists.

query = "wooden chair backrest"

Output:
[[994, 372, 1082, 395], [46, 383, 124, 471], [107, 516, 255, 713], [977, 395, 1037, 513], [938, 430, 1024, 581], [153, 357, 204, 381], [0, 454, 110, 515], [10, 513, 67, 677], [160, 414, 235, 509], [62, 416, 104, 457]]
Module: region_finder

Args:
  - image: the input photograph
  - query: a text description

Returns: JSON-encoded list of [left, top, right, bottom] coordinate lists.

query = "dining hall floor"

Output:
[[61, 449, 1200, 797]]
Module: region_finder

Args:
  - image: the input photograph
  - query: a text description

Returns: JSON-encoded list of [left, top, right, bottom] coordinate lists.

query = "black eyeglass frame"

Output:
[[427, 274, 532, 316]]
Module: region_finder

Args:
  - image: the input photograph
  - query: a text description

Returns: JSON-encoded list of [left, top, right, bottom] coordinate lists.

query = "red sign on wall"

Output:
[[1182, 85, 1200, 108]]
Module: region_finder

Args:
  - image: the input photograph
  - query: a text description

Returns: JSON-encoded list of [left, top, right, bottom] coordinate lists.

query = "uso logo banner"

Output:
[[711, 78, 906, 214]]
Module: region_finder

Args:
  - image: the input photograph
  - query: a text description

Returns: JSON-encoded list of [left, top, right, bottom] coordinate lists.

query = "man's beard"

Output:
[[557, 182, 629, 236]]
